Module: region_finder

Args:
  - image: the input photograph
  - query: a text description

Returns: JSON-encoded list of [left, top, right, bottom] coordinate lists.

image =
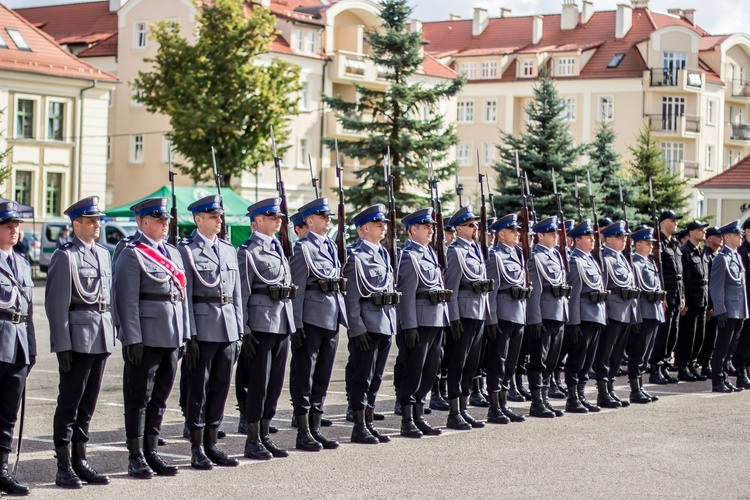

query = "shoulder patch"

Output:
[[61, 242, 75, 250], [125, 240, 138, 248], [178, 236, 194, 246]]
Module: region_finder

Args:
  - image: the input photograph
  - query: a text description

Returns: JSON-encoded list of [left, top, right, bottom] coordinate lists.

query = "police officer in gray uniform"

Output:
[[396, 208, 449, 438], [343, 205, 398, 445], [46, 196, 112, 488], [178, 195, 241, 469], [595, 221, 638, 408], [0, 201, 34, 496], [238, 198, 296, 460], [485, 214, 529, 424], [289, 197, 346, 451], [565, 220, 608, 414], [709, 220, 749, 392], [115, 197, 190, 478], [443, 206, 491, 430]]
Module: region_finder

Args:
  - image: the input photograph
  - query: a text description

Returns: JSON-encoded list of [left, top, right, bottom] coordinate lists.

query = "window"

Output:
[[108, 89, 115, 108], [47, 102, 64, 141], [727, 149, 733, 167], [16, 99, 34, 139], [521, 60, 535, 78], [162, 135, 172, 164], [607, 53, 625, 68], [661, 142, 684, 172], [295, 29, 304, 52], [300, 82, 309, 111], [482, 143, 495, 166], [707, 99, 715, 125], [106, 137, 111, 164], [134, 22, 147, 49], [419, 102, 431, 121], [706, 145, 715, 170], [459, 62, 476, 79], [483, 99, 497, 123], [560, 97, 576, 122], [297, 137, 308, 168], [376, 64, 389, 79], [131, 87, 144, 107], [662, 52, 686, 84], [344, 58, 365, 76], [481, 61, 497, 79], [307, 32, 316, 53], [557, 58, 575, 77], [46, 172, 63, 217], [6, 29, 30, 51], [457, 100, 474, 123], [456, 143, 472, 166], [599, 96, 614, 122], [0, 34, 7, 49], [131, 135, 144, 163], [14, 171, 31, 207]]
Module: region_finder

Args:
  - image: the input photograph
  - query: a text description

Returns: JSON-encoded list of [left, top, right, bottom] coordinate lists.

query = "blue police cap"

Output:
[[569, 219, 595, 238], [631, 226, 657, 243], [402, 207, 436, 228], [188, 195, 223, 215], [0, 201, 22, 225], [532, 216, 558, 234], [352, 204, 389, 227], [132, 197, 171, 219], [247, 198, 283, 221], [444, 217, 455, 232], [449, 205, 480, 227], [290, 211, 305, 228], [491, 213, 520, 232], [565, 219, 575, 232], [602, 220, 629, 238], [64, 196, 105, 221], [719, 220, 742, 235], [299, 197, 334, 220]]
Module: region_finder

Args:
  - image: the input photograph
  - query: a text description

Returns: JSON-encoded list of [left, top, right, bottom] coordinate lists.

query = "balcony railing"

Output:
[[732, 81, 750, 98], [730, 123, 750, 141], [650, 67, 703, 88], [647, 114, 700, 134], [667, 160, 700, 180]]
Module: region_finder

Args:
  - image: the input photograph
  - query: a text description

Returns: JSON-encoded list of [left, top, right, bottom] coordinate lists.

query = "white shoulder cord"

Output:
[[244, 247, 284, 288], [69, 250, 102, 304], [576, 255, 603, 290], [604, 251, 633, 288], [185, 245, 221, 288], [134, 250, 172, 284], [495, 250, 524, 286], [726, 251, 744, 283], [456, 247, 484, 281], [301, 243, 337, 280], [408, 251, 442, 288], [354, 254, 391, 298], [534, 251, 565, 287]]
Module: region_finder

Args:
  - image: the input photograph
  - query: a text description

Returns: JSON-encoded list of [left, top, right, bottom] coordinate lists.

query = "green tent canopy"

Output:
[[104, 185, 253, 246]]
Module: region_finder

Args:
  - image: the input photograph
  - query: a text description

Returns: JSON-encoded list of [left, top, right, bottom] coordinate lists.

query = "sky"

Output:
[[1, 0, 746, 36]]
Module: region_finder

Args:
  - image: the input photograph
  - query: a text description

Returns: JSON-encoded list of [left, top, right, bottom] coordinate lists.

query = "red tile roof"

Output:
[[422, 53, 456, 79], [76, 32, 118, 58], [0, 3, 118, 82], [696, 156, 750, 188], [15, 1, 116, 44]]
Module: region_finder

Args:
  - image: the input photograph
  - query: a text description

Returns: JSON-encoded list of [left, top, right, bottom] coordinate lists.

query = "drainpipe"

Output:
[[77, 80, 97, 202]]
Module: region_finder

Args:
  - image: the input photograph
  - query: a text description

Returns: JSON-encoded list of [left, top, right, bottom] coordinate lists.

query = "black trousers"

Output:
[[0, 359, 27, 452], [486, 320, 524, 393], [244, 332, 289, 423], [528, 320, 564, 390], [179, 357, 188, 415], [593, 320, 631, 382], [650, 303, 680, 365], [235, 349, 250, 413], [439, 328, 450, 379], [446, 318, 484, 399], [290, 324, 339, 415], [564, 322, 602, 386], [697, 315, 718, 368], [347, 332, 392, 411], [515, 331, 530, 376], [556, 331, 569, 371], [675, 306, 707, 364], [732, 319, 750, 369], [627, 320, 659, 379], [123, 346, 178, 439], [474, 324, 488, 379], [398, 327, 443, 405], [712, 318, 745, 384], [53, 351, 109, 447], [186, 341, 235, 431]]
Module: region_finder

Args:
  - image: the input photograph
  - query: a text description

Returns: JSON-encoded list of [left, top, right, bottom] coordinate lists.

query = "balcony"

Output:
[[667, 160, 700, 180], [727, 122, 750, 142], [330, 50, 389, 87], [731, 81, 750, 98], [647, 114, 700, 135], [646, 67, 703, 91]]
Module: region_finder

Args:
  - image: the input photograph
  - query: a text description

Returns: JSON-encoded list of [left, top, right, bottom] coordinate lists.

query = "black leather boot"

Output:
[[400, 404, 423, 438], [629, 378, 651, 404], [649, 364, 668, 385], [439, 378, 449, 400], [244, 421, 272, 460], [677, 363, 697, 382], [459, 396, 485, 428], [413, 402, 441, 435], [725, 377, 744, 392], [393, 387, 402, 415], [578, 383, 600, 412], [499, 390, 525, 422], [552, 369, 568, 397], [365, 407, 390, 442], [529, 388, 554, 418], [446, 398, 472, 430], [486, 392, 510, 424], [310, 413, 339, 449], [565, 384, 588, 414], [204, 427, 238, 466], [542, 387, 564, 416], [429, 379, 450, 411], [639, 377, 659, 401], [55, 445, 82, 489], [144, 435, 178, 475], [726, 360, 738, 376], [661, 364, 679, 384], [189, 429, 213, 470], [346, 405, 355, 423], [469, 378, 489, 407], [515, 373, 532, 401], [596, 380, 620, 408], [507, 376, 526, 402], [607, 380, 629, 407], [183, 421, 190, 439], [71, 441, 109, 484], [736, 366, 750, 389], [237, 410, 248, 434], [351, 410, 378, 444], [260, 419, 288, 457], [126, 437, 153, 479], [548, 376, 567, 399], [0, 450, 29, 495], [295, 415, 323, 451], [689, 361, 707, 381]]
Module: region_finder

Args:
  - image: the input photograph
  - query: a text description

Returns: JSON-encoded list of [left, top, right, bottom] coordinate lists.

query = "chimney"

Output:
[[110, 0, 130, 12], [254, 0, 270, 7], [683, 9, 696, 25], [532, 15, 543, 45], [561, 0, 578, 31], [581, 1, 594, 24], [616, 4, 633, 39], [410, 18, 422, 33], [631, 0, 649, 8], [500, 8, 512, 18], [472, 7, 489, 36], [449, 13, 461, 21]]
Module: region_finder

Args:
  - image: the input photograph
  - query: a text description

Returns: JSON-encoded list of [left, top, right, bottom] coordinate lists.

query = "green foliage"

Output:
[[133, 0, 301, 184], [322, 0, 464, 215], [587, 122, 638, 223], [0, 109, 11, 192]]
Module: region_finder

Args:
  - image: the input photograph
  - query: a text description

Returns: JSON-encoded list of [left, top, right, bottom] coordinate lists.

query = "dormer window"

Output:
[[295, 29, 304, 52], [481, 61, 497, 79], [306, 32, 317, 53], [556, 57, 575, 77], [521, 60, 535, 78], [459, 62, 476, 79]]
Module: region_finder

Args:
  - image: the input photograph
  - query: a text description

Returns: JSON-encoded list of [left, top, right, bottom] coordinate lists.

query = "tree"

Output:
[[493, 77, 587, 221], [628, 125, 691, 224], [588, 122, 638, 223], [0, 110, 11, 193], [133, 0, 301, 185], [322, 0, 464, 215]]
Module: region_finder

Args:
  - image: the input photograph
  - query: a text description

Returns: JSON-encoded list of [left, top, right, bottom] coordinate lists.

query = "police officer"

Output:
[[178, 195, 241, 469], [0, 201, 34, 496], [549, 218, 576, 400], [289, 198, 346, 451], [565, 220, 607, 414], [238, 198, 296, 460], [595, 221, 637, 408], [697, 226, 723, 377], [291, 211, 308, 240], [56, 226, 73, 249], [732, 218, 750, 388], [396, 208, 449, 438], [443, 206, 491, 430], [709, 221, 748, 392], [649, 210, 684, 385], [343, 205, 398, 444], [485, 214, 528, 423], [46, 196, 112, 487], [115, 197, 190, 478]]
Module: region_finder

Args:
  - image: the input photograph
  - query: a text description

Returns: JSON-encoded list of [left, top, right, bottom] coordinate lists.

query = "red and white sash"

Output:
[[134, 242, 187, 289]]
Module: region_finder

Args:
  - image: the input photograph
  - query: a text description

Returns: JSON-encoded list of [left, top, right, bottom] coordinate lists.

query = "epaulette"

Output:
[[165, 241, 177, 249], [61, 242, 74, 250], [218, 238, 233, 247], [125, 240, 138, 248], [94, 242, 107, 251], [239, 242, 250, 249], [178, 236, 194, 246]]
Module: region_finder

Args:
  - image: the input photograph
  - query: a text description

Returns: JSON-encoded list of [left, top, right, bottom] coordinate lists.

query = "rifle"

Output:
[[167, 142, 178, 245], [486, 173, 497, 218], [586, 169, 604, 266], [476, 150, 488, 259], [574, 175, 583, 221], [649, 178, 665, 286], [210, 146, 226, 240], [618, 180, 633, 265], [270, 126, 292, 258], [307, 152, 319, 198], [516, 151, 532, 288], [455, 165, 463, 208], [334, 139, 347, 267], [383, 148, 397, 269], [552, 168, 570, 274], [428, 155, 446, 268]]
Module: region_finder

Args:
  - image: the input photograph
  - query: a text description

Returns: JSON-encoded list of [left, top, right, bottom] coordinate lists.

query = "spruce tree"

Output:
[[322, 0, 464, 215], [588, 122, 638, 224]]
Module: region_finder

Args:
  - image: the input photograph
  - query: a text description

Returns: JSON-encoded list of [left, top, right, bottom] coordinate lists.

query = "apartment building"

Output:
[[696, 155, 750, 226]]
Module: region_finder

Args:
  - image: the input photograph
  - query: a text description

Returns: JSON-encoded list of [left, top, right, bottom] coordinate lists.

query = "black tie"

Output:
[[272, 239, 283, 257], [158, 245, 168, 258], [471, 242, 481, 260], [212, 244, 219, 259], [6, 254, 15, 278], [325, 239, 335, 260], [378, 247, 387, 264]]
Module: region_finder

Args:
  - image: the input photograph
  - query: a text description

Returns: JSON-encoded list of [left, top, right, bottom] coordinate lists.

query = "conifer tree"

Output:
[[588, 122, 638, 224]]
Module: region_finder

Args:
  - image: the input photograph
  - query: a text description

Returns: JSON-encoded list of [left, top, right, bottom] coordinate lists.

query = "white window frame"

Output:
[[296, 137, 309, 169], [557, 57, 575, 77], [599, 96, 614, 122], [459, 62, 476, 79], [482, 143, 495, 167], [706, 144, 715, 171], [521, 60, 535, 78], [457, 100, 474, 124], [707, 99, 715, 126], [46, 98, 68, 141], [6, 28, 30, 51], [661, 142, 685, 171], [483, 99, 497, 123], [300, 81, 310, 111], [419, 102, 431, 121], [131, 86, 144, 107], [130, 135, 144, 164], [560, 97, 576, 122], [295, 29, 304, 52], [306, 31, 317, 53], [15, 95, 39, 140], [481, 61, 497, 79], [162, 135, 172, 164], [134, 22, 147, 50], [456, 143, 472, 167]]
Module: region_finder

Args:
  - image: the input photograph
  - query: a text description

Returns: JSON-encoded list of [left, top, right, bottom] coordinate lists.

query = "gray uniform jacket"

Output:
[[179, 231, 243, 342], [111, 229, 141, 328], [487, 243, 527, 326], [0, 252, 35, 364], [602, 246, 637, 324], [290, 232, 347, 331], [709, 246, 749, 320], [114, 234, 190, 348], [46, 237, 114, 354], [397, 239, 449, 330], [568, 247, 607, 326], [527, 244, 569, 325], [342, 239, 398, 337], [444, 237, 490, 322], [237, 233, 295, 335], [633, 253, 665, 323]]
